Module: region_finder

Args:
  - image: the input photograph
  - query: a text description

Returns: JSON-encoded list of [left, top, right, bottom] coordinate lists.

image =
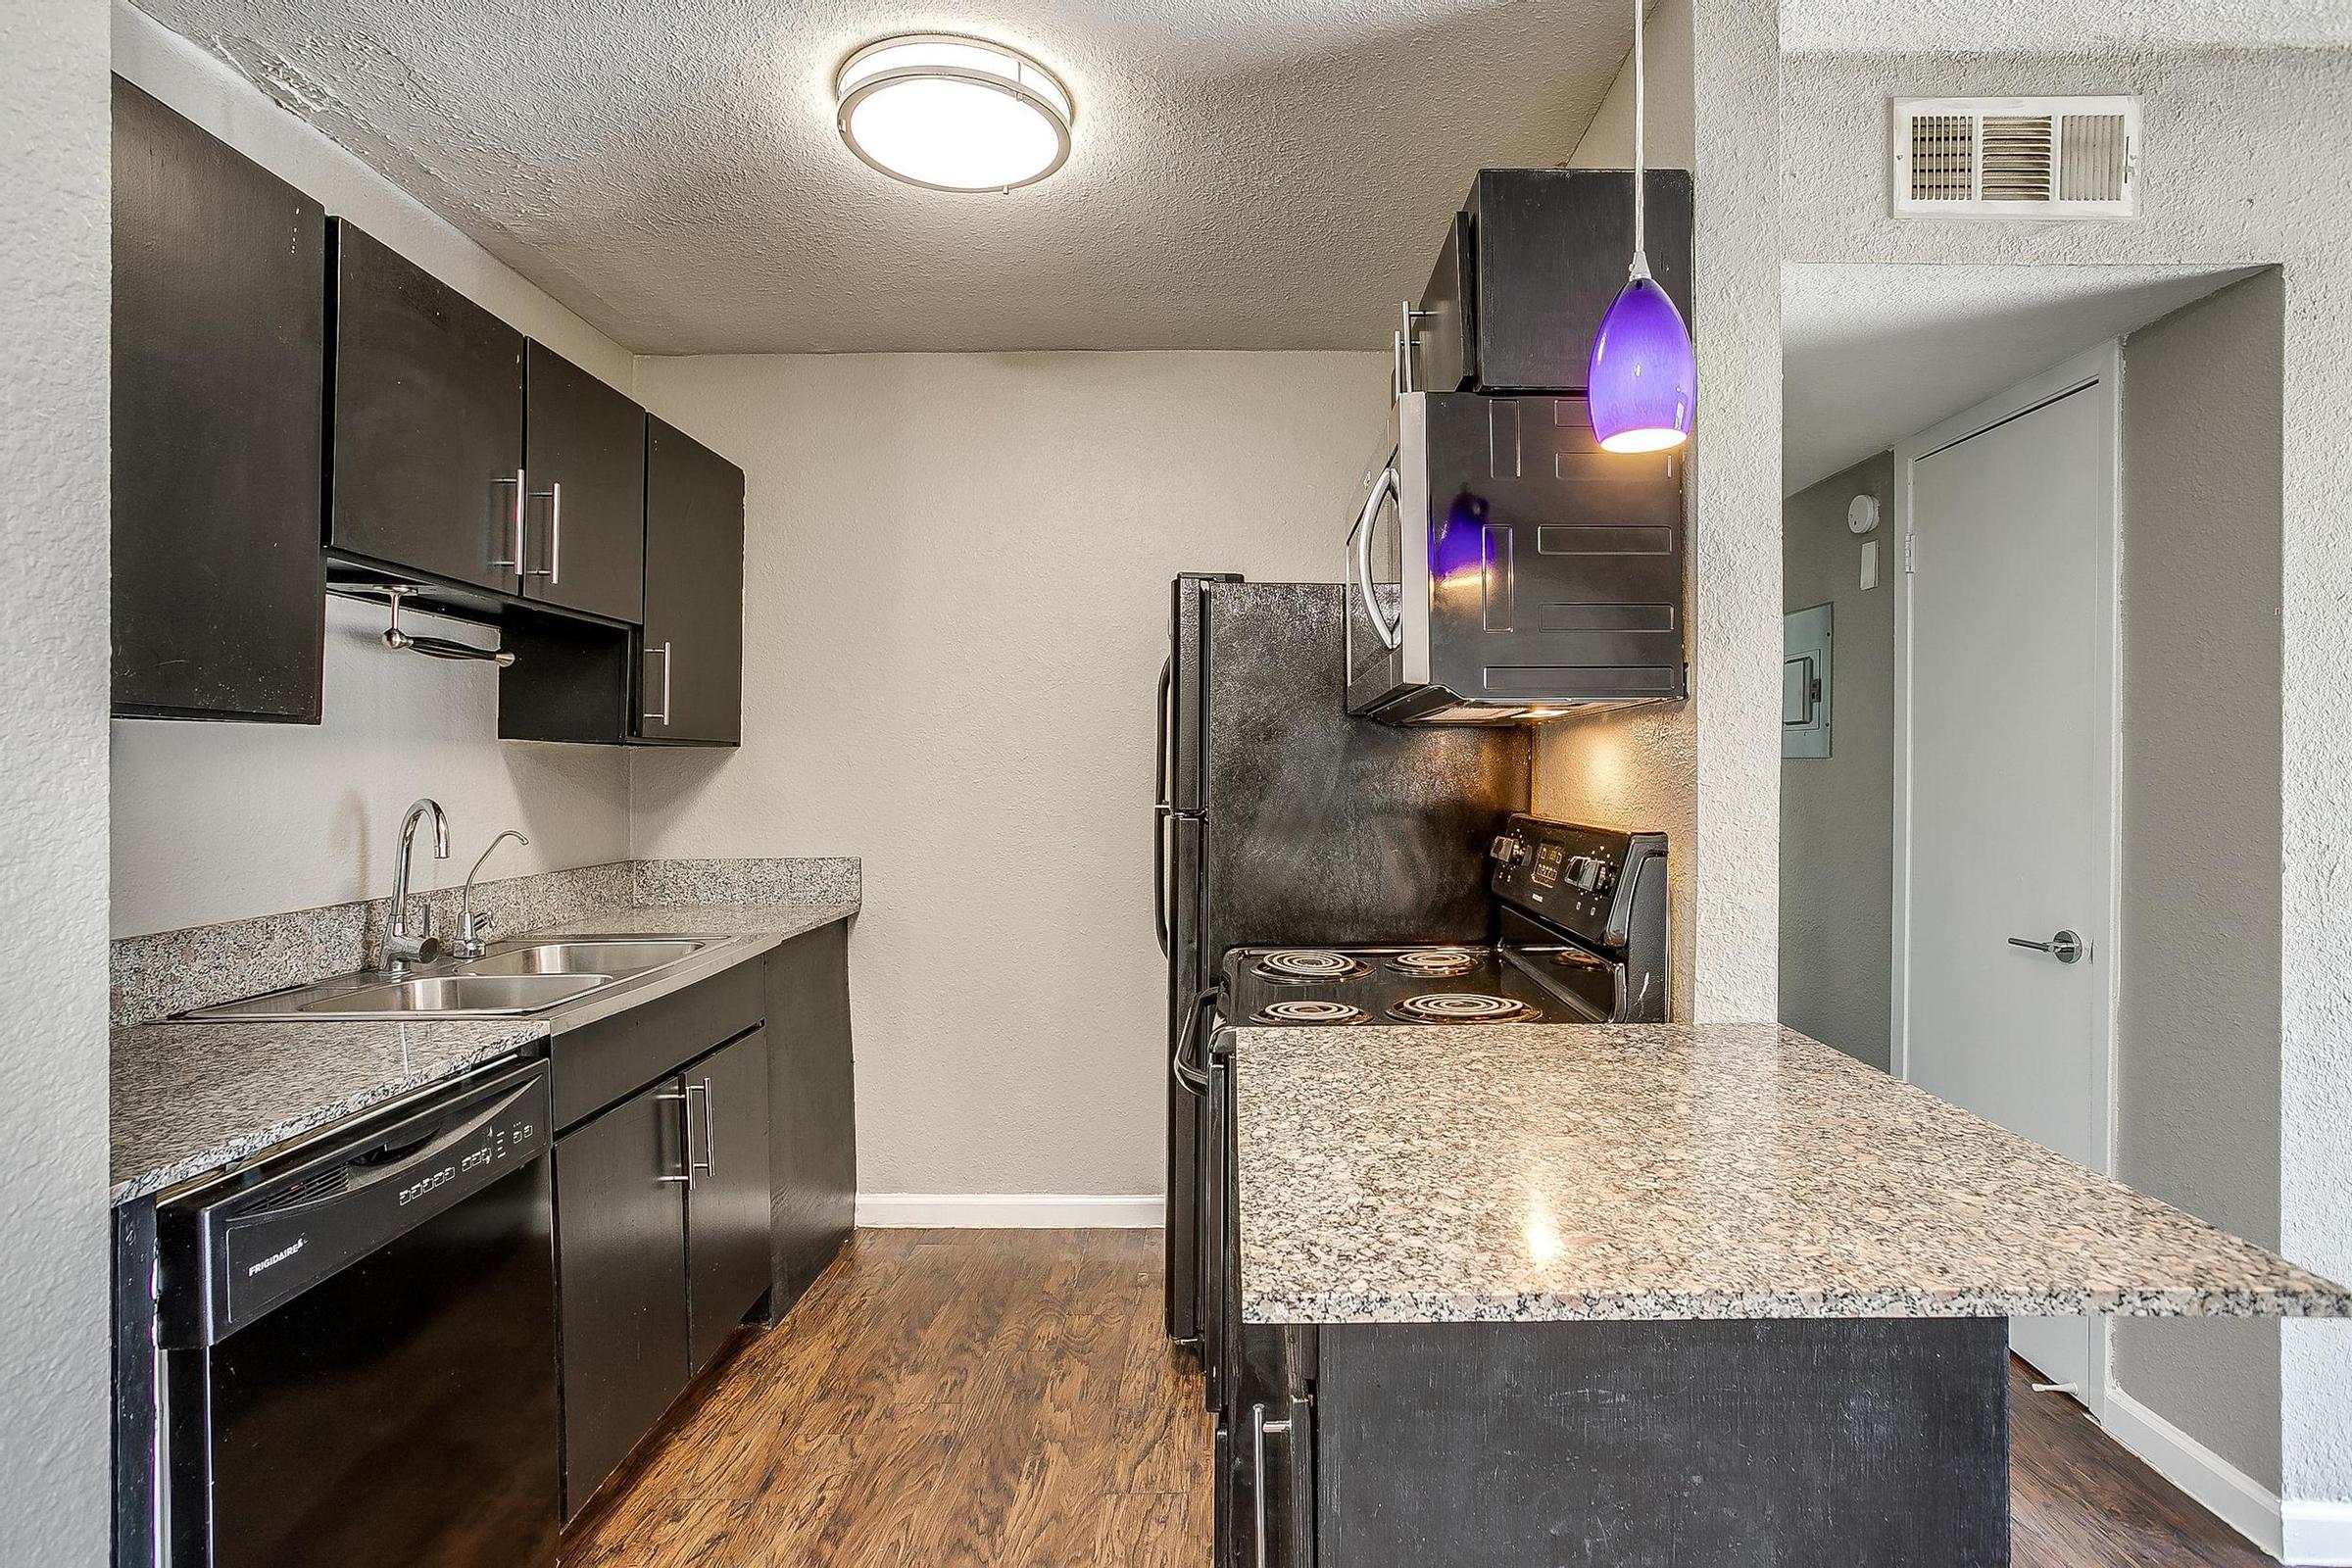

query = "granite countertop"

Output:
[[1233, 1022, 2352, 1325], [111, 1018, 549, 1204], [110, 897, 858, 1205]]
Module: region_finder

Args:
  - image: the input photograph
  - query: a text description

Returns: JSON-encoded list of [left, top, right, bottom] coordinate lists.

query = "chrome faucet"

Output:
[[453, 829, 530, 961], [380, 798, 452, 972]]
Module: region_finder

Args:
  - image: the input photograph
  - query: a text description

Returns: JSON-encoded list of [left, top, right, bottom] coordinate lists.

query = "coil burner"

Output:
[[1387, 993, 1541, 1025], [1251, 999, 1370, 1026], [1385, 948, 1481, 978], [1251, 950, 1371, 983]]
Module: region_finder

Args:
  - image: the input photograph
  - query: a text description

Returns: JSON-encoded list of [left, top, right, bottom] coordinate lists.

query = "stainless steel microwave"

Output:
[[1343, 391, 1689, 725]]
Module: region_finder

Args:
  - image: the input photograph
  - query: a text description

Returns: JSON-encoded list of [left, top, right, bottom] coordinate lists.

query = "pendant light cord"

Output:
[[1630, 0, 1649, 281]]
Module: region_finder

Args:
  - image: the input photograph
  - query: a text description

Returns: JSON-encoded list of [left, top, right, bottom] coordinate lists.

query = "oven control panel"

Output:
[[1490, 813, 1660, 950]]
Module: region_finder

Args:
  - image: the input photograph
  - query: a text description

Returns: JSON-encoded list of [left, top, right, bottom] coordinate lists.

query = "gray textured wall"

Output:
[[1780, 47, 2352, 1500], [0, 0, 112, 1559], [1778, 453, 1895, 1069], [2113, 271, 2285, 1492]]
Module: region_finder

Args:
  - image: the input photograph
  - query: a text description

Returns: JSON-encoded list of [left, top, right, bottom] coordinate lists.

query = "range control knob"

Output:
[[1562, 855, 1612, 893], [1490, 835, 1529, 866]]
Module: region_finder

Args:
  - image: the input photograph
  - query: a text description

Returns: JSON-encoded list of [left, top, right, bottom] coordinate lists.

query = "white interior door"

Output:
[[1897, 346, 2119, 1408]]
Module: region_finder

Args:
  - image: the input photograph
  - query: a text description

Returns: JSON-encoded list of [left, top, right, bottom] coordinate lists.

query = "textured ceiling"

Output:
[[1781, 263, 2257, 494], [136, 0, 1636, 354], [1780, 0, 2352, 54]]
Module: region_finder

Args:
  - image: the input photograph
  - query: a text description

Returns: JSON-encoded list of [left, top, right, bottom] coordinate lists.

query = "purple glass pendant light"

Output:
[[1587, 0, 1695, 453]]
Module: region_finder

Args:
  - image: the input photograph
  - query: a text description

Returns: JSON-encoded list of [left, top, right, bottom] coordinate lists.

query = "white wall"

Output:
[[1533, 0, 1783, 1022], [112, 599, 632, 934], [1, 0, 113, 1557], [109, 2, 637, 936], [1782, 41, 2352, 1543], [630, 351, 1392, 1198]]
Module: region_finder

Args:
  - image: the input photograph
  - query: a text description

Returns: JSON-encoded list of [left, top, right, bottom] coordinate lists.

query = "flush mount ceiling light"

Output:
[[836, 33, 1073, 193]]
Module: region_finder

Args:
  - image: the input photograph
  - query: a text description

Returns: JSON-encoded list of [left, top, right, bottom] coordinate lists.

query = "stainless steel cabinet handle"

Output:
[[643, 641, 673, 725], [492, 468, 527, 570], [2008, 929, 2088, 964], [525, 481, 564, 583], [1395, 299, 1433, 397], [656, 1085, 693, 1184], [1251, 1401, 1295, 1568], [686, 1078, 713, 1175], [1348, 468, 1402, 652]]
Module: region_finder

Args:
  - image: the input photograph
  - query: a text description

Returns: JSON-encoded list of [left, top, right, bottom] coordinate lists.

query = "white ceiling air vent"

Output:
[[1891, 97, 2139, 220]]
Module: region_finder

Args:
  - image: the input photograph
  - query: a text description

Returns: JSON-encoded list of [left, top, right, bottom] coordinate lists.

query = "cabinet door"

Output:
[[766, 921, 857, 1313], [1410, 210, 1474, 394], [523, 342, 646, 623], [553, 1077, 691, 1518], [1464, 168, 1694, 395], [330, 221, 525, 594], [685, 1029, 773, 1370], [637, 417, 744, 745], [111, 78, 325, 723]]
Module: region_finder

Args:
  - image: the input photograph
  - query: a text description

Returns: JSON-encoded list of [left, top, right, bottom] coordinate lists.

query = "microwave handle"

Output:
[[1348, 467, 1402, 651]]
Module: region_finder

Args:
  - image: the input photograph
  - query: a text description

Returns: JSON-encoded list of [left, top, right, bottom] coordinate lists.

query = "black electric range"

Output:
[[1217, 813, 1669, 1031], [1183, 814, 1669, 1428]]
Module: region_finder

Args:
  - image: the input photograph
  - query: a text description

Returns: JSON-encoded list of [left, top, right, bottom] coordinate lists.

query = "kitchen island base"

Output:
[[1225, 1316, 2011, 1568]]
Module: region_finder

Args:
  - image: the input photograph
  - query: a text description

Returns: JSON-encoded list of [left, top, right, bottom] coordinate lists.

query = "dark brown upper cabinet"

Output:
[[1411, 168, 1694, 397], [523, 342, 646, 623], [111, 78, 326, 723], [329, 221, 525, 596], [636, 418, 744, 746]]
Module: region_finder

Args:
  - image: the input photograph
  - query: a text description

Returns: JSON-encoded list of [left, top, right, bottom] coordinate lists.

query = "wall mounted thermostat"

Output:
[[1847, 494, 1880, 535]]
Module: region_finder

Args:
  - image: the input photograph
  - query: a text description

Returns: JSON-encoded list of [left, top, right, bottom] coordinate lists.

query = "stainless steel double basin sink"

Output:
[[181, 938, 716, 1021]]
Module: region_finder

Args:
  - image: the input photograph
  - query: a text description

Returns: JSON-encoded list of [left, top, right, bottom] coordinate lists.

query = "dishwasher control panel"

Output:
[[158, 1061, 550, 1348]]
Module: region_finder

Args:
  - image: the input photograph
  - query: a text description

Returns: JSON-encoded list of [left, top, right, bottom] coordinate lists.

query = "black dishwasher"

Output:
[[155, 1058, 559, 1568]]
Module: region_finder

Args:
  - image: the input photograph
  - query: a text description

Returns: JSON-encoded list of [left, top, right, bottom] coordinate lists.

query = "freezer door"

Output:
[[1162, 574, 1229, 1345]]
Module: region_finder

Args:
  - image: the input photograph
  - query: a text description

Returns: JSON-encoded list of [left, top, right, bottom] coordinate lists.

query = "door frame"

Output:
[[1887, 340, 2125, 1413]]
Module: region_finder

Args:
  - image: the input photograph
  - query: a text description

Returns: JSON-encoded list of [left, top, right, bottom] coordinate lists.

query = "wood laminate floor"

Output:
[[561, 1229, 2274, 1567]]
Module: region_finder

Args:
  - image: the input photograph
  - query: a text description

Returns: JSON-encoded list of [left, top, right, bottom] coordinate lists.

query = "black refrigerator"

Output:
[[1154, 574, 1532, 1346]]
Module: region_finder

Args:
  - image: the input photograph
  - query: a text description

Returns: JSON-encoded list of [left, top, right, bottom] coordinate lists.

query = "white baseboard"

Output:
[[856, 1193, 1165, 1229], [2101, 1388, 2282, 1558], [2284, 1501, 2352, 1566]]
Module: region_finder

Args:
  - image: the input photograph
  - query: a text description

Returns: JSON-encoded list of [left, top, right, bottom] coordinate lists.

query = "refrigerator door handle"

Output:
[[1154, 657, 1173, 955], [1173, 986, 1218, 1096]]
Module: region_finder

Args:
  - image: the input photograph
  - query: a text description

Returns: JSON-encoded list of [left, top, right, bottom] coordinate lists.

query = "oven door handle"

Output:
[[1348, 466, 1402, 651], [1172, 986, 1218, 1096]]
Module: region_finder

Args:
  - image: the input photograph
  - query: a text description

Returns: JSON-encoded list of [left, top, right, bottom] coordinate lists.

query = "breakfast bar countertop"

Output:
[[1232, 1021, 2352, 1325]]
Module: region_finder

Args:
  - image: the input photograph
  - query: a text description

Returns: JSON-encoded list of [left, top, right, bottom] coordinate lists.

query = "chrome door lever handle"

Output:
[[2007, 929, 2087, 964]]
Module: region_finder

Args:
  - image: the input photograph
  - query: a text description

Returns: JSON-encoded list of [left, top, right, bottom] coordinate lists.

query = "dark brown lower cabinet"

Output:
[[766, 921, 858, 1313], [552, 1078, 692, 1519], [550, 945, 849, 1520], [1216, 1317, 2011, 1568], [685, 1029, 773, 1371]]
